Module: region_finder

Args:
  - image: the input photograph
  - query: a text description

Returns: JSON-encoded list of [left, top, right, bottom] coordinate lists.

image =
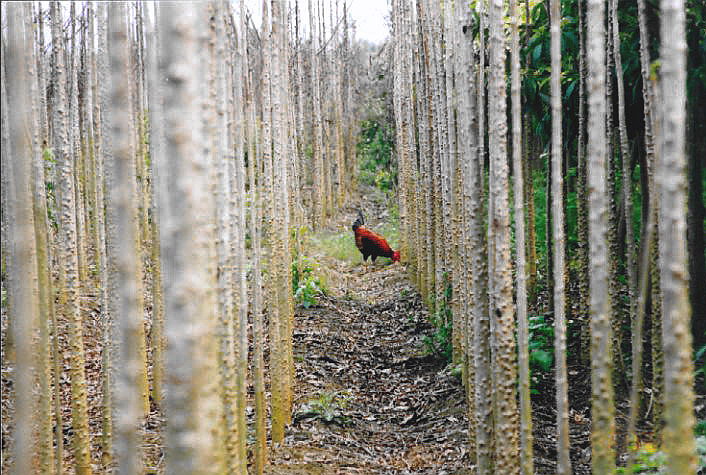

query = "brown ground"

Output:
[[265, 203, 471, 474], [3, 189, 702, 473]]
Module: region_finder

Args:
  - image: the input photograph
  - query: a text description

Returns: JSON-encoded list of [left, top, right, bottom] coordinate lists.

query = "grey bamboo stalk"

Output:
[[1, 38, 18, 363], [417, 0, 437, 303], [627, 185, 655, 464], [586, 0, 616, 470], [95, 2, 114, 465], [128, 4, 152, 420], [657, 0, 698, 471], [576, 0, 590, 365], [442, 0, 462, 364], [36, 3, 50, 145], [108, 3, 144, 472], [636, 0, 655, 169], [474, 1, 494, 471], [126, 7, 151, 418], [426, 0, 445, 308], [610, 0, 635, 326], [413, 14, 432, 299], [550, 0, 571, 471], [488, 0, 521, 470], [457, 2, 478, 461], [50, 2, 94, 472], [160, 3, 222, 472], [604, 0, 626, 387], [233, 2, 250, 468], [146, 1, 165, 408], [29, 5, 55, 471], [309, 0, 324, 226], [7, 5, 39, 474], [271, 0, 293, 439], [636, 0, 663, 428], [249, 108, 268, 475], [69, 3, 89, 286], [243, 0, 267, 465], [86, 4, 102, 276], [208, 3, 238, 470], [511, 0, 533, 471], [404, 0, 418, 280]]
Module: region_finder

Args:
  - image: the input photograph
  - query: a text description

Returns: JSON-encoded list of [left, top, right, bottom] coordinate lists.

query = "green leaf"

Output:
[[564, 80, 577, 100], [530, 349, 553, 372]]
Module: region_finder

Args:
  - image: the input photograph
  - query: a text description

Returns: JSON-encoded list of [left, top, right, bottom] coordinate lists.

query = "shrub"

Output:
[[292, 256, 327, 308]]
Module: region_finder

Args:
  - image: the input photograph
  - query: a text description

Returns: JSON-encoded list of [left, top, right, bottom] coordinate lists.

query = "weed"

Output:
[[294, 390, 352, 425], [695, 343, 706, 380], [528, 314, 554, 394], [292, 256, 327, 308], [423, 280, 453, 362], [616, 436, 706, 473]]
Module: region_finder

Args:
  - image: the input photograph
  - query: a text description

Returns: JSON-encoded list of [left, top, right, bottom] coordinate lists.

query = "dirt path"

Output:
[[265, 195, 471, 474]]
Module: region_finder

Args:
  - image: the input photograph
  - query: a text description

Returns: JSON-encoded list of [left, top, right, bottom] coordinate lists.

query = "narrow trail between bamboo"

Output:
[[265, 192, 470, 474]]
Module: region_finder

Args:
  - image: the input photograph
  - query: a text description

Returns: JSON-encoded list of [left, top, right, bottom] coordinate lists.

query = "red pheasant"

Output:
[[352, 211, 400, 264]]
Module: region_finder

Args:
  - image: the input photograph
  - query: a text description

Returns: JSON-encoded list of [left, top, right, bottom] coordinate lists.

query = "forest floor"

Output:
[[3, 186, 701, 473], [264, 189, 471, 474], [264, 188, 597, 475]]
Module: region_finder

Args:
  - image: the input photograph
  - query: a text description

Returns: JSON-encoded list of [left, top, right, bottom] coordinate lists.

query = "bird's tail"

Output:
[[352, 210, 365, 231]]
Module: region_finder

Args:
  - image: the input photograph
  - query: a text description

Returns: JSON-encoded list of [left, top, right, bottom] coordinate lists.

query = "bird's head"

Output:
[[392, 251, 401, 263]]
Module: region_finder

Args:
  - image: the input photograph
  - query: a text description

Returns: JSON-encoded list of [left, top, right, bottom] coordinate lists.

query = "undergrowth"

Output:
[[423, 279, 453, 362], [294, 390, 352, 425], [292, 256, 327, 308]]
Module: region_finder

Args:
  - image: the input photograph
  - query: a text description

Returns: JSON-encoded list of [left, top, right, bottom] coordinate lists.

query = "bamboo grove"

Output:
[[2, 1, 359, 473], [2, 0, 704, 474], [391, 0, 701, 474]]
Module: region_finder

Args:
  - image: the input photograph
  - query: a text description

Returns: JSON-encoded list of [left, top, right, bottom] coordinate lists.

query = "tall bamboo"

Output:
[[550, 0, 571, 471], [587, 0, 616, 470], [511, 0, 533, 471], [657, 0, 698, 471], [160, 4, 223, 472], [50, 2, 94, 472], [7, 5, 39, 474]]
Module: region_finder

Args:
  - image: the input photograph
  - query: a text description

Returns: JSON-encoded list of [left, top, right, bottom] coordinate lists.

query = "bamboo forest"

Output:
[[1, 0, 705, 473]]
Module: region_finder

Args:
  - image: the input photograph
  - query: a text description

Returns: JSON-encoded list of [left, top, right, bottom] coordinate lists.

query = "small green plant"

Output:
[[423, 281, 453, 362], [423, 321, 453, 362], [42, 148, 59, 230], [616, 436, 706, 473], [695, 343, 706, 379], [695, 420, 706, 437], [528, 314, 554, 394], [294, 390, 352, 425], [292, 256, 327, 308], [616, 441, 666, 474]]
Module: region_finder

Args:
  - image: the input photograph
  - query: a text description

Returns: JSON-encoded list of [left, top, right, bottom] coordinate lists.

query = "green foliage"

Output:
[[695, 420, 706, 437], [43, 148, 58, 230], [423, 281, 453, 362], [616, 436, 706, 473], [616, 441, 667, 474], [292, 256, 327, 308], [357, 119, 396, 193], [295, 390, 352, 425], [695, 343, 706, 379], [423, 319, 452, 362], [528, 314, 554, 394]]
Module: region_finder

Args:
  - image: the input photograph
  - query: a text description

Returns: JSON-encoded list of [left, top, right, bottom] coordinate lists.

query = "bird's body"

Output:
[[352, 211, 400, 263]]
